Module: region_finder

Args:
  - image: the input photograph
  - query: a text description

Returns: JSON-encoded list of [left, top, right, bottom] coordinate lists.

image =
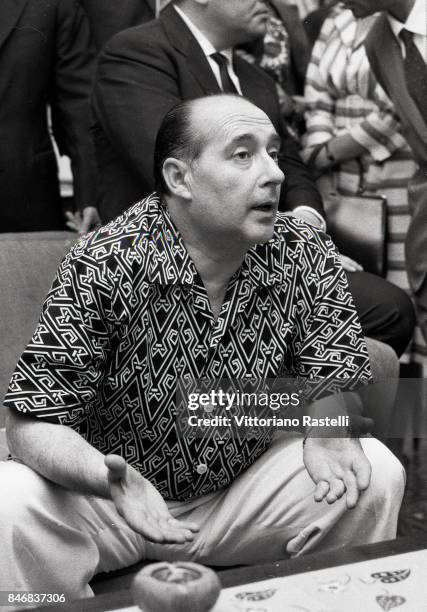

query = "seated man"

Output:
[[1, 96, 404, 602], [92, 0, 415, 360]]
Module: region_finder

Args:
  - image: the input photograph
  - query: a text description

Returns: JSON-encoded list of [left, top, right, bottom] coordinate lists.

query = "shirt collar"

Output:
[[173, 4, 234, 63], [137, 195, 197, 286], [141, 195, 286, 288], [387, 0, 426, 39]]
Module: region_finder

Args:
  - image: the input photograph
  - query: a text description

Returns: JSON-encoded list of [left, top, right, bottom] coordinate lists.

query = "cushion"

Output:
[[0, 232, 76, 426]]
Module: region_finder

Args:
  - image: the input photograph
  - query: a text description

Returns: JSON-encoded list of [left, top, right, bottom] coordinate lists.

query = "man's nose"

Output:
[[262, 153, 285, 185]]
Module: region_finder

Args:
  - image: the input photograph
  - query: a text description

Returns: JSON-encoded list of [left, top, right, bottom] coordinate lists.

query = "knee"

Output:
[[0, 461, 47, 522], [348, 272, 415, 356], [361, 438, 405, 505], [364, 337, 399, 381], [376, 285, 415, 357]]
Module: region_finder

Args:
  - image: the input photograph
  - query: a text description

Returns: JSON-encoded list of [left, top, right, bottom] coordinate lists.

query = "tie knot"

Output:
[[211, 52, 228, 68], [399, 28, 414, 45]]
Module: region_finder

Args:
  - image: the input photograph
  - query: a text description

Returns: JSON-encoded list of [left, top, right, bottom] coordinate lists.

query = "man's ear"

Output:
[[162, 158, 192, 200]]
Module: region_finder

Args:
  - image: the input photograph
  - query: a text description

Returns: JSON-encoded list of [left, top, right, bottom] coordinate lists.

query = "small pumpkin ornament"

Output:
[[132, 561, 221, 612]]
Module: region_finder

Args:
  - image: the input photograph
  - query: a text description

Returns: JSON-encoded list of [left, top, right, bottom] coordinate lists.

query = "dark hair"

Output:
[[153, 99, 203, 196]]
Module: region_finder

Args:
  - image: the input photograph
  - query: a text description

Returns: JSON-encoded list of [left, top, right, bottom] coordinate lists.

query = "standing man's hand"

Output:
[[303, 437, 372, 509], [105, 455, 199, 544], [65, 206, 101, 235]]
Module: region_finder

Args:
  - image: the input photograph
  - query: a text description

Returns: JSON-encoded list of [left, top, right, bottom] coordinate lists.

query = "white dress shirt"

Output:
[[388, 0, 427, 62], [173, 5, 242, 94]]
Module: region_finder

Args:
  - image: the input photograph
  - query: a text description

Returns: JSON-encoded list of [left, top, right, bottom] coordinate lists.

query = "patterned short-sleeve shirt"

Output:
[[4, 194, 371, 500]]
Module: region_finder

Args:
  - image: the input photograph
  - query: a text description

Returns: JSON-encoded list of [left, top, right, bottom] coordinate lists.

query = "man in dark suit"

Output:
[[80, 0, 156, 51], [0, 0, 100, 233], [92, 0, 415, 357], [347, 0, 427, 341]]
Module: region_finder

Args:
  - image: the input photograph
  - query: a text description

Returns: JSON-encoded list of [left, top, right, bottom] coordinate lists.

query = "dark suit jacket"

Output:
[[365, 14, 427, 339], [270, 0, 311, 94], [0, 0, 99, 232], [80, 0, 156, 51], [92, 3, 323, 222]]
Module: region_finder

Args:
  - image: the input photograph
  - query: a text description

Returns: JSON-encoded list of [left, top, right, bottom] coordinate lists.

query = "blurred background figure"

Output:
[[236, 0, 311, 138], [301, 0, 340, 47], [0, 0, 100, 234], [301, 4, 426, 374], [80, 0, 156, 52], [362, 0, 427, 344]]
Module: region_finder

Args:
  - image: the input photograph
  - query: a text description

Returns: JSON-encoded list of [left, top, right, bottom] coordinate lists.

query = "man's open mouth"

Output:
[[253, 203, 275, 212]]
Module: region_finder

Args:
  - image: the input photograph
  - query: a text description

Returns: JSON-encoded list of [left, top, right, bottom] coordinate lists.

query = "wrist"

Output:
[[293, 206, 327, 232], [324, 140, 337, 166]]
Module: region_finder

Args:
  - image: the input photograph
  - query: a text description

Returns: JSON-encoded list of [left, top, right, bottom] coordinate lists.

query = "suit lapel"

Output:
[[366, 16, 427, 149], [269, 0, 310, 80], [160, 4, 221, 95], [0, 0, 28, 53], [235, 55, 266, 102]]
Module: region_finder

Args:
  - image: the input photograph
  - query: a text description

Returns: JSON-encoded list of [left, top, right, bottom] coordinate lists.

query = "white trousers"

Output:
[[0, 435, 405, 604]]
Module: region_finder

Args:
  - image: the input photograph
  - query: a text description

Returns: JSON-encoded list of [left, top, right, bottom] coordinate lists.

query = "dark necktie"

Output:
[[210, 52, 239, 94], [399, 28, 427, 123]]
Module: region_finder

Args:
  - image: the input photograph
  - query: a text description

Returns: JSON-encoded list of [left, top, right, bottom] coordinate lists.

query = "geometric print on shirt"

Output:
[[4, 194, 371, 500]]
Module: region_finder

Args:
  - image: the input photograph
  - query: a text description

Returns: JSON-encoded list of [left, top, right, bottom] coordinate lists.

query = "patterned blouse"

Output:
[[303, 8, 407, 162], [4, 195, 371, 500]]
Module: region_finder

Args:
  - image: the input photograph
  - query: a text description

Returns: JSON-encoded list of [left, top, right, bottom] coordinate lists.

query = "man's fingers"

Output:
[[157, 518, 194, 543], [326, 478, 346, 504], [166, 517, 200, 533], [314, 480, 330, 502], [354, 454, 372, 491], [65, 215, 78, 231], [340, 255, 363, 272], [139, 517, 168, 544], [343, 470, 359, 509], [104, 454, 127, 482], [79, 221, 91, 235]]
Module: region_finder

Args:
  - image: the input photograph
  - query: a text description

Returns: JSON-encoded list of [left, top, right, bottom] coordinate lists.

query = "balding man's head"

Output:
[[154, 94, 275, 195], [154, 95, 284, 249], [168, 1, 269, 49]]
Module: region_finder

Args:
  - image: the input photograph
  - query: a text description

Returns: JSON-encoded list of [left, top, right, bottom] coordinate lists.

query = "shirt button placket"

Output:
[[195, 463, 208, 475]]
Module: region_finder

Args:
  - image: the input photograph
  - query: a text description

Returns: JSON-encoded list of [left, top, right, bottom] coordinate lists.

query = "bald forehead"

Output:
[[190, 97, 278, 150]]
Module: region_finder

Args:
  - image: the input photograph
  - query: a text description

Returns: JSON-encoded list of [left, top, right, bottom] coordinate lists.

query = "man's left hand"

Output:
[[65, 206, 101, 235], [303, 437, 371, 509], [339, 254, 363, 272]]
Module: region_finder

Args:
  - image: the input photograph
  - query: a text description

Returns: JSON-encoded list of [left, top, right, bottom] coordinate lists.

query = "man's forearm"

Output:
[[5, 408, 110, 498]]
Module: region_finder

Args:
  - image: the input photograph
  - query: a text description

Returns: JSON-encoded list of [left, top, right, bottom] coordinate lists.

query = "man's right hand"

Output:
[[105, 455, 199, 544], [303, 436, 372, 509]]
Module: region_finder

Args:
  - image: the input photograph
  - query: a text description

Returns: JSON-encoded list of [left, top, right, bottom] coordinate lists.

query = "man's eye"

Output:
[[233, 150, 252, 160], [269, 149, 279, 162]]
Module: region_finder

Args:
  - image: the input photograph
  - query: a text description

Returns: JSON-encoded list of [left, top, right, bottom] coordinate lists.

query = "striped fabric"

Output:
[[303, 7, 426, 373]]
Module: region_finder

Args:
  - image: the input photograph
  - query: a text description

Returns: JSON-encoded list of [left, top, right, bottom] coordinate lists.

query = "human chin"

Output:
[[244, 217, 276, 245], [249, 18, 268, 37]]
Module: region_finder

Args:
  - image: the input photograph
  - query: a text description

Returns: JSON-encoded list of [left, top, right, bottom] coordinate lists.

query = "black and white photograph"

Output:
[[0, 0, 427, 610]]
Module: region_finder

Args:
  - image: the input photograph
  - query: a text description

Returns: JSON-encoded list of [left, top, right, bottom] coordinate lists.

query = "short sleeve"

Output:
[[292, 233, 372, 399], [3, 241, 114, 424]]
